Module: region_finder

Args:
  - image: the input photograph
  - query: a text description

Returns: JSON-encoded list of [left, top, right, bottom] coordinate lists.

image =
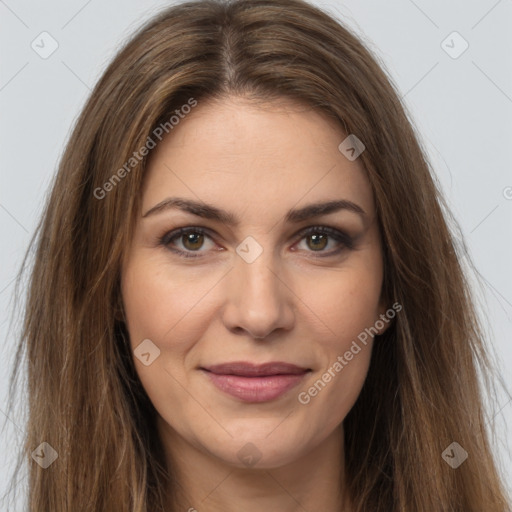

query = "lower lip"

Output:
[[202, 370, 307, 403]]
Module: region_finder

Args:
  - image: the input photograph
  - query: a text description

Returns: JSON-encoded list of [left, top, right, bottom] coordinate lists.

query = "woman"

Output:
[[5, 0, 511, 510]]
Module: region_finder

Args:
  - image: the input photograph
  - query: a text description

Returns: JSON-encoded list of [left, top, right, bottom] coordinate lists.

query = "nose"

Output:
[[221, 244, 295, 340]]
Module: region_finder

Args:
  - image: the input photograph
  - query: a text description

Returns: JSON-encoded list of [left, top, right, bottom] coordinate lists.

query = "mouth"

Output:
[[200, 361, 312, 403]]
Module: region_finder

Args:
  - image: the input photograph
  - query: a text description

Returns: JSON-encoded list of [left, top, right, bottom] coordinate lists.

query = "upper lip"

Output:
[[201, 361, 310, 377]]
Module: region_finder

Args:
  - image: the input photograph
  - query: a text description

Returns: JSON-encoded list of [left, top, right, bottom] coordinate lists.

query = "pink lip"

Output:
[[201, 362, 311, 403]]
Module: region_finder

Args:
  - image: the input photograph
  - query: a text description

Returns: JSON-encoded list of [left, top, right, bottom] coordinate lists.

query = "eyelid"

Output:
[[296, 225, 354, 246], [158, 226, 216, 258], [158, 224, 354, 258]]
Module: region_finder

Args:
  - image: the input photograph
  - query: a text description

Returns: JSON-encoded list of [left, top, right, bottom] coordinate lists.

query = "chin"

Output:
[[203, 428, 312, 470]]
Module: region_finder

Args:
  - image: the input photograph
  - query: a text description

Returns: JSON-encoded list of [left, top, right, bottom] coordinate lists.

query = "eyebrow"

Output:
[[142, 197, 366, 224]]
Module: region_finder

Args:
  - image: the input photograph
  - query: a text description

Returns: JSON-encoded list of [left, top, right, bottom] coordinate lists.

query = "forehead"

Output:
[[141, 96, 374, 221]]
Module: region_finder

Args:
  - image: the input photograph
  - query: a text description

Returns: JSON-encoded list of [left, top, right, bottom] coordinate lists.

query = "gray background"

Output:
[[1, 0, 511, 508]]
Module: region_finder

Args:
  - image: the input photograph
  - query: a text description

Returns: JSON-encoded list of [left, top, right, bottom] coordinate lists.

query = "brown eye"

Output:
[[305, 233, 329, 251], [181, 232, 205, 251], [160, 227, 216, 258], [295, 226, 354, 257]]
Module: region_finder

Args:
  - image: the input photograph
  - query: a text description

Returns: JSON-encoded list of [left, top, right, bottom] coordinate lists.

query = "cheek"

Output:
[[294, 258, 384, 342], [121, 254, 220, 352], [120, 256, 219, 421], [300, 343, 372, 443], [120, 253, 235, 424], [292, 255, 382, 427], [296, 285, 376, 439]]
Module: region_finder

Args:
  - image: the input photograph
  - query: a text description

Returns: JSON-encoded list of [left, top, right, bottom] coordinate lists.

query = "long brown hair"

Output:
[[4, 0, 511, 510]]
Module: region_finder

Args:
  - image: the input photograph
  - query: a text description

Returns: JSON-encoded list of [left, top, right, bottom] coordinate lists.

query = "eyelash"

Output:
[[158, 225, 354, 259]]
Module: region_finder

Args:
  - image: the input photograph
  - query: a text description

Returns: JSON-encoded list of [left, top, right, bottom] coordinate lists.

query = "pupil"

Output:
[[184, 233, 203, 250], [309, 234, 327, 250], [180, 233, 328, 252]]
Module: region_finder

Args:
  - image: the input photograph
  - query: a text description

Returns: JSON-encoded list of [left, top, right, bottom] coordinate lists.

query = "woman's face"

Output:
[[121, 96, 388, 469]]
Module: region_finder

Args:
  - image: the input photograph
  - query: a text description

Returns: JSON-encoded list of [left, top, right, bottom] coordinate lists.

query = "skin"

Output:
[[120, 95, 389, 511]]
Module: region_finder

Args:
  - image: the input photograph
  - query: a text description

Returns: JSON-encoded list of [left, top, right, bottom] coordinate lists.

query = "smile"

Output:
[[200, 361, 311, 403]]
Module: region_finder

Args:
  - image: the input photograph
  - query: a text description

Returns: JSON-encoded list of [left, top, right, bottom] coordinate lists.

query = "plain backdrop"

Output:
[[1, 0, 511, 509]]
